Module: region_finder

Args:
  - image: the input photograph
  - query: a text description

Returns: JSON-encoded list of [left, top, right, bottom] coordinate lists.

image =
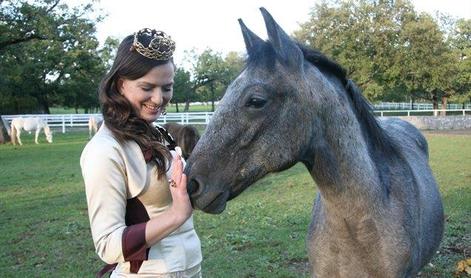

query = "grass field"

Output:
[[0, 130, 469, 277]]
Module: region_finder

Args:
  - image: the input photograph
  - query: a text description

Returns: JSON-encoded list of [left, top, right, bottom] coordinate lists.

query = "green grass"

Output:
[[167, 104, 216, 113], [0, 131, 469, 277]]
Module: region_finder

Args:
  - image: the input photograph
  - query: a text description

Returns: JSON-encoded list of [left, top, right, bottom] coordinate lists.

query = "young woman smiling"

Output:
[[80, 28, 202, 278]]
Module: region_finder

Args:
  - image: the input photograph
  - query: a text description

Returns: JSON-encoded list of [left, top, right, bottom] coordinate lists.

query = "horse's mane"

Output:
[[296, 44, 398, 157]]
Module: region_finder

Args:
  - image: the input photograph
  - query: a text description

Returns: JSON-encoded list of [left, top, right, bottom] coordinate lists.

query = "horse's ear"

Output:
[[238, 18, 264, 57], [260, 7, 303, 71]]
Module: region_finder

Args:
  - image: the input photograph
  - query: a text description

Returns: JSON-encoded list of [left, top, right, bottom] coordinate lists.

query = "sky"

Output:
[[69, 0, 471, 66]]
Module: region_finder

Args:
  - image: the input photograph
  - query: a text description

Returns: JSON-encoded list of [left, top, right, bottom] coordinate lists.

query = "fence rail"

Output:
[[374, 109, 471, 117], [2, 109, 471, 134], [372, 102, 471, 110], [1, 112, 214, 134]]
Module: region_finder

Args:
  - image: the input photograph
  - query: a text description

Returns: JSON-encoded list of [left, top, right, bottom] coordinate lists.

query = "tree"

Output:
[[398, 14, 456, 111], [449, 19, 471, 107], [172, 67, 194, 112], [191, 49, 244, 111], [59, 37, 119, 113], [294, 0, 418, 102], [294, 0, 463, 110], [222, 51, 245, 86], [193, 49, 226, 111], [0, 0, 106, 143], [0, 0, 105, 114], [0, 0, 59, 49]]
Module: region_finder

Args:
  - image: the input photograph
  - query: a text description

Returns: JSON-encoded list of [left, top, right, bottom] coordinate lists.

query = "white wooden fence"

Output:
[[373, 102, 471, 110], [2, 109, 470, 134], [374, 109, 471, 117], [1, 112, 214, 134]]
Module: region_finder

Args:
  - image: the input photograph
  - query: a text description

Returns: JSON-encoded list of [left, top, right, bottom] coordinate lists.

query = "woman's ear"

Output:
[[117, 78, 124, 95]]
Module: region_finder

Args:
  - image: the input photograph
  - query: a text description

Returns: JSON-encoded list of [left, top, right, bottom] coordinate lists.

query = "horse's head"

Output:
[[44, 126, 53, 143], [186, 8, 329, 213]]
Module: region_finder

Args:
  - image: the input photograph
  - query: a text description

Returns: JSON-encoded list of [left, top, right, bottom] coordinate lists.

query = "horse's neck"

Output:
[[305, 103, 384, 211]]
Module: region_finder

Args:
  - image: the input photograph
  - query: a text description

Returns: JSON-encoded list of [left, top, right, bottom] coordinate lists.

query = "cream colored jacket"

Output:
[[80, 124, 202, 277]]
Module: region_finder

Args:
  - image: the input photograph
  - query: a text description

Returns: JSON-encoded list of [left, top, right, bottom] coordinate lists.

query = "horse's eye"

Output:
[[246, 97, 267, 109]]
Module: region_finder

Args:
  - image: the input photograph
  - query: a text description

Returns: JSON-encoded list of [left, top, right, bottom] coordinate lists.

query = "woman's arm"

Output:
[[81, 141, 129, 264]]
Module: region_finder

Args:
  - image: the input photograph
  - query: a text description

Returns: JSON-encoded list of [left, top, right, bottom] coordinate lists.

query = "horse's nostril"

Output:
[[187, 178, 201, 197]]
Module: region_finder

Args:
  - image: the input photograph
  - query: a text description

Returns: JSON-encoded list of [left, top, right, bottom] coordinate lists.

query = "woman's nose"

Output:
[[151, 89, 163, 104]]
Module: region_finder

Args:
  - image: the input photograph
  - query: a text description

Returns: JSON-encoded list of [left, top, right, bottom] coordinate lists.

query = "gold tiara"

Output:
[[132, 28, 176, 61]]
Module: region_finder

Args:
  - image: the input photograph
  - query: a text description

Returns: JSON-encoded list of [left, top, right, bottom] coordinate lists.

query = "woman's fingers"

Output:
[[171, 155, 182, 180], [170, 154, 187, 190], [180, 173, 187, 190]]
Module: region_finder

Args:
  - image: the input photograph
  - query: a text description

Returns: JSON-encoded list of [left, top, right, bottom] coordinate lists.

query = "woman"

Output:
[[80, 28, 202, 277]]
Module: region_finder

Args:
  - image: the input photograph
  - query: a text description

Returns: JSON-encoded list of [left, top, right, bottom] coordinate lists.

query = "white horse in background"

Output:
[[88, 116, 99, 138], [10, 117, 53, 145]]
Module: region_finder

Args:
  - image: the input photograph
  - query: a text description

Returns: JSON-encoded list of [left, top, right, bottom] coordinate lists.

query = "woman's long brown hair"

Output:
[[99, 35, 173, 176]]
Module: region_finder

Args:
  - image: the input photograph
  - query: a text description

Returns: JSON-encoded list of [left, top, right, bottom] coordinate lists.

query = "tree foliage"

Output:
[[294, 0, 468, 107], [1, 0, 468, 119], [449, 19, 471, 105], [191, 49, 244, 111], [172, 67, 194, 112], [0, 0, 111, 114]]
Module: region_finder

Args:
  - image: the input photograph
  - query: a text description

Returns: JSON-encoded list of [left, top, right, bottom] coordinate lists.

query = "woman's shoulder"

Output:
[[81, 124, 123, 162]]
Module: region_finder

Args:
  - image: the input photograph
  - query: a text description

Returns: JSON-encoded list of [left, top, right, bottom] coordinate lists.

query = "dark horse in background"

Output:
[[185, 8, 444, 278], [163, 122, 200, 159]]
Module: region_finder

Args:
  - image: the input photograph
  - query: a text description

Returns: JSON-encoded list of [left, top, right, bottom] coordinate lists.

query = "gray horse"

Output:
[[185, 8, 444, 277]]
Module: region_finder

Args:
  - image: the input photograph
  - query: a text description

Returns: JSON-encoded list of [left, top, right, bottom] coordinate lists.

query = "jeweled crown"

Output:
[[132, 28, 175, 61]]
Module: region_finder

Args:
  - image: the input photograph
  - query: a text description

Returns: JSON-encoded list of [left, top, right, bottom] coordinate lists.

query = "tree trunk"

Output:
[[432, 94, 439, 116], [440, 96, 448, 116], [0, 115, 11, 144], [184, 90, 191, 112], [175, 102, 179, 113], [210, 83, 215, 112], [184, 100, 190, 112], [411, 96, 415, 110], [37, 98, 51, 114]]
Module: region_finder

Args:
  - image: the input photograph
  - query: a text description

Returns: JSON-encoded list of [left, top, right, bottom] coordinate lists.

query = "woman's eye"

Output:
[[163, 86, 173, 92], [142, 87, 153, 92], [246, 97, 267, 109]]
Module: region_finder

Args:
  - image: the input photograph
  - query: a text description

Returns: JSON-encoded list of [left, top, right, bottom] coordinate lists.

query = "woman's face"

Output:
[[119, 62, 175, 123]]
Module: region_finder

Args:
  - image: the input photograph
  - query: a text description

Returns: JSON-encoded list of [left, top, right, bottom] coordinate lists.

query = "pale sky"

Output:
[[69, 0, 471, 66]]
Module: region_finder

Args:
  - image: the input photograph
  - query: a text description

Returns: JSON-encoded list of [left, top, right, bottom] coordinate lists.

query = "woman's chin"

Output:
[[142, 113, 160, 123]]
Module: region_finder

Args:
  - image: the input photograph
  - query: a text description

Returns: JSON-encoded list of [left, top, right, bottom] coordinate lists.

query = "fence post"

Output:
[[62, 115, 66, 133]]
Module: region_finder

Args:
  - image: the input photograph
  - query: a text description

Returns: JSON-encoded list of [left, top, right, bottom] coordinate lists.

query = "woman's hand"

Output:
[[144, 154, 193, 247], [168, 154, 193, 224]]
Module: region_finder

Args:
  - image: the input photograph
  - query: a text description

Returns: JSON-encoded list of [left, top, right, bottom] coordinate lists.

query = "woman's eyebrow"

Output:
[[137, 81, 157, 87], [137, 81, 174, 87]]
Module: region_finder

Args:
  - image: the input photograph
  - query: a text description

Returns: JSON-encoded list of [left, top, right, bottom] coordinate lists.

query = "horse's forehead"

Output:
[[233, 64, 293, 89]]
